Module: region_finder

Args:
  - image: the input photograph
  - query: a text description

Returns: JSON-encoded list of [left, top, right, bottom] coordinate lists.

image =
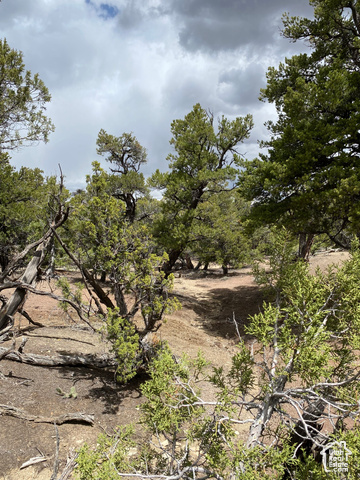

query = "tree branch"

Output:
[[0, 404, 94, 425]]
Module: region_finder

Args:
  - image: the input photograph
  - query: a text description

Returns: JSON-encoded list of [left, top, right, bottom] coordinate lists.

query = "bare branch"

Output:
[[0, 405, 95, 425]]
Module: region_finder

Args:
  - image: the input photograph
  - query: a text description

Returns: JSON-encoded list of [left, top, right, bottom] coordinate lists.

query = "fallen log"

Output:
[[0, 404, 94, 425], [0, 347, 117, 369]]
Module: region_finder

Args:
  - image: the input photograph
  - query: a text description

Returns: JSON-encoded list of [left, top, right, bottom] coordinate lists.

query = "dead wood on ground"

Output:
[[0, 346, 116, 369], [0, 404, 95, 425]]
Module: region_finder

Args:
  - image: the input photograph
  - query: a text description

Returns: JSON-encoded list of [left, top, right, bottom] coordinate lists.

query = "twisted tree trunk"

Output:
[[0, 185, 69, 333]]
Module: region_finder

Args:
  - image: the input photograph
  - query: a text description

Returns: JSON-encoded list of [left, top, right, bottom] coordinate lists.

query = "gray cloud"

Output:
[[218, 63, 266, 108], [167, 0, 313, 53], [0, 0, 315, 189]]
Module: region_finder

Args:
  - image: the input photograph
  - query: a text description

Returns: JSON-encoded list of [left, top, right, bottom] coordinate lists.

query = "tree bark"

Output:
[[0, 405, 94, 425], [246, 374, 288, 450], [0, 347, 117, 369], [57, 450, 78, 480], [162, 248, 183, 276], [246, 394, 278, 449], [184, 254, 194, 269], [113, 191, 136, 223], [222, 264, 228, 275], [0, 233, 52, 331], [0, 193, 69, 332], [298, 233, 315, 261], [44, 237, 56, 277]]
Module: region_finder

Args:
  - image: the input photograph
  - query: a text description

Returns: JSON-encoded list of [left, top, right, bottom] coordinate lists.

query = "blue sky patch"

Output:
[[85, 0, 119, 20]]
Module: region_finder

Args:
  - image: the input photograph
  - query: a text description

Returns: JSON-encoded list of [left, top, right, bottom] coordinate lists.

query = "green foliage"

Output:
[[75, 232, 360, 479], [67, 162, 127, 276], [68, 163, 180, 326], [249, 230, 360, 385], [151, 103, 253, 271], [140, 347, 206, 434], [0, 38, 54, 149], [75, 425, 137, 480], [64, 162, 180, 381], [310, 233, 336, 255], [56, 277, 83, 314], [56, 386, 77, 399], [0, 155, 60, 272], [190, 191, 251, 272], [105, 310, 142, 383], [251, 227, 299, 299], [239, 1, 360, 246], [336, 427, 360, 480], [96, 129, 149, 222], [282, 0, 360, 70], [96, 130, 147, 173], [74, 347, 298, 479], [228, 341, 255, 396], [76, 348, 242, 479]]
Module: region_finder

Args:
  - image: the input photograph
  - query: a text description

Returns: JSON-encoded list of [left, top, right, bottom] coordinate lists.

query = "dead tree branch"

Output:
[[0, 346, 117, 369], [0, 281, 96, 331], [57, 449, 79, 480], [0, 200, 69, 332], [50, 423, 60, 480], [52, 228, 114, 314], [0, 404, 94, 425]]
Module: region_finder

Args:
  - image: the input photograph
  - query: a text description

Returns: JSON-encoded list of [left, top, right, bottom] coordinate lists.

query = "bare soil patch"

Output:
[[0, 252, 349, 479]]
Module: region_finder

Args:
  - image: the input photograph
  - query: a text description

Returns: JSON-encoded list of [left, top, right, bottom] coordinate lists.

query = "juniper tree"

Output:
[[61, 163, 179, 382], [151, 103, 253, 274], [0, 38, 54, 150], [96, 130, 149, 223], [75, 230, 360, 479]]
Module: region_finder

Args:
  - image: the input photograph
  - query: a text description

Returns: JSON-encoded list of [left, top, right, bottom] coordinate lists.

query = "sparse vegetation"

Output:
[[1, 0, 360, 478], [74, 232, 360, 479]]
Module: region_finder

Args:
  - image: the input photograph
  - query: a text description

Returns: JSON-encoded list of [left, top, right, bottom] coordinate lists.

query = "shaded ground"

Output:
[[0, 251, 349, 479]]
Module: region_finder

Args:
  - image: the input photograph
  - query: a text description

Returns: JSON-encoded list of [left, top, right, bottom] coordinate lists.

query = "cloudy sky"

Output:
[[0, 0, 314, 190]]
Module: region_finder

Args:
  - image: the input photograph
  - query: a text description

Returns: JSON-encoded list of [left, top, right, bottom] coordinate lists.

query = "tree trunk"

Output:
[[298, 233, 315, 261], [0, 188, 69, 332], [222, 264, 228, 275], [184, 254, 194, 269], [246, 375, 288, 450], [246, 394, 278, 450], [0, 250, 9, 274], [124, 193, 136, 223], [113, 282, 128, 316], [0, 234, 52, 331], [44, 238, 56, 277], [162, 248, 183, 276], [114, 192, 136, 223]]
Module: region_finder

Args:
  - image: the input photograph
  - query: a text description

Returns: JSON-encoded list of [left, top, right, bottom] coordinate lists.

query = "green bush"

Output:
[[75, 233, 360, 479]]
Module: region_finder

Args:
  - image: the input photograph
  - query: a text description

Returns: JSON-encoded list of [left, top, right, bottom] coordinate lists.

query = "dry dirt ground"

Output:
[[0, 251, 349, 479]]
